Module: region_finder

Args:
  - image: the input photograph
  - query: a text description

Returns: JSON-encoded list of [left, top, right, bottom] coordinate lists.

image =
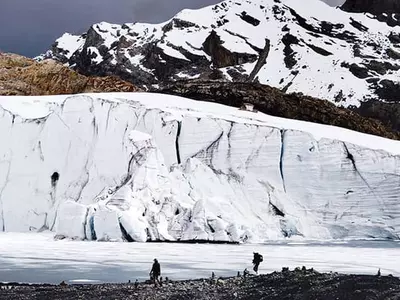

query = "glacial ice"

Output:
[[0, 93, 399, 242], [56, 201, 87, 240]]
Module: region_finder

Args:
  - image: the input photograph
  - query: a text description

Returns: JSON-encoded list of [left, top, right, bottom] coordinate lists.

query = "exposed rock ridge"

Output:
[[341, 0, 400, 15], [155, 80, 400, 140], [0, 53, 140, 96]]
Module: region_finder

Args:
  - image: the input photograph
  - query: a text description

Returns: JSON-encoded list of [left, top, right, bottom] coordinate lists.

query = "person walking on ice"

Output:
[[252, 252, 263, 274], [150, 258, 162, 287]]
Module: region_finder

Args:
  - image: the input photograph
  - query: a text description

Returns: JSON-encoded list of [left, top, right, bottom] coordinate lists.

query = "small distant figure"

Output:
[[377, 268, 381, 277], [59, 280, 67, 287], [150, 258, 161, 287], [243, 268, 249, 278], [237, 271, 241, 277], [252, 252, 263, 274], [134, 279, 139, 289], [210, 271, 216, 284]]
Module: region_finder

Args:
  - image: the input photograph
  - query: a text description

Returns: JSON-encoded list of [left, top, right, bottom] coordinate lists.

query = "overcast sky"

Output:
[[0, 0, 345, 57]]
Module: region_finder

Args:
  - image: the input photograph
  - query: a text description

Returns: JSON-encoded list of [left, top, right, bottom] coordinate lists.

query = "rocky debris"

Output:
[[1, 268, 399, 299], [155, 80, 400, 139], [0, 53, 140, 96]]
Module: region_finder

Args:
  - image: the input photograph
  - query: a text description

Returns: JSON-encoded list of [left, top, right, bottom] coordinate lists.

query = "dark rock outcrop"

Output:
[[374, 79, 400, 102], [238, 11, 261, 26], [202, 30, 258, 68], [282, 34, 299, 69], [341, 0, 400, 27], [352, 100, 400, 132], [247, 39, 271, 82], [348, 63, 371, 79], [388, 32, 400, 43], [363, 60, 400, 75], [155, 80, 400, 140], [341, 0, 400, 15]]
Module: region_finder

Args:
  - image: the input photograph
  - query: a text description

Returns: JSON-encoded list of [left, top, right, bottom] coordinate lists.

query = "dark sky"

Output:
[[0, 0, 344, 57]]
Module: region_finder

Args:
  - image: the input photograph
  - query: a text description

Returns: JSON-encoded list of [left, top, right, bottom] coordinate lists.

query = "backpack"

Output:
[[253, 252, 263, 263]]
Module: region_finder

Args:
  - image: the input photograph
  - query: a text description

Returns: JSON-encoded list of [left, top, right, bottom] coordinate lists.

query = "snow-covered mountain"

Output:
[[0, 93, 399, 242], [47, 0, 400, 107]]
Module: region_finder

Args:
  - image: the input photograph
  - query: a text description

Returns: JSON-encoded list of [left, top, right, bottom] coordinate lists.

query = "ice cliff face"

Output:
[[0, 93, 399, 242], [48, 0, 400, 107]]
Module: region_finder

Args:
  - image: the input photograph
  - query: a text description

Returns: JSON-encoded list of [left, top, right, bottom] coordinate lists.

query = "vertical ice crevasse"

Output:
[[279, 129, 286, 193], [342, 142, 383, 207], [0, 160, 11, 232], [176, 120, 182, 164]]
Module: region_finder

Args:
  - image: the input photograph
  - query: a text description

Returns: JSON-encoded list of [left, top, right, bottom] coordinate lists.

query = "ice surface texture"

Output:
[[0, 93, 399, 242]]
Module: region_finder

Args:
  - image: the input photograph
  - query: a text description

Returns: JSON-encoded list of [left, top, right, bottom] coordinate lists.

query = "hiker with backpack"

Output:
[[150, 258, 162, 287], [252, 252, 263, 274]]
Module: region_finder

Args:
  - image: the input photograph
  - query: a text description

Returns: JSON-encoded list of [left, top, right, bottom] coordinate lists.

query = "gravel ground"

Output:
[[1, 268, 399, 300]]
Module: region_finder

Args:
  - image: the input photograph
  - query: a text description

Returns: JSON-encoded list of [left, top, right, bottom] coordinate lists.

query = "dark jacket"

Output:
[[253, 252, 263, 264], [151, 261, 161, 276]]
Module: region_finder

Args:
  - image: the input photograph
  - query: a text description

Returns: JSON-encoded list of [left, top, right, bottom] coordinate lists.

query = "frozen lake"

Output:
[[0, 233, 398, 284]]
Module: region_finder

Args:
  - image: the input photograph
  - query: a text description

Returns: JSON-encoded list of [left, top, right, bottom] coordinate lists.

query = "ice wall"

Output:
[[0, 93, 399, 242]]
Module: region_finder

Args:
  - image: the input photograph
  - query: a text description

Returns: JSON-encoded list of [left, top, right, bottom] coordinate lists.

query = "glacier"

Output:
[[0, 92, 399, 243]]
